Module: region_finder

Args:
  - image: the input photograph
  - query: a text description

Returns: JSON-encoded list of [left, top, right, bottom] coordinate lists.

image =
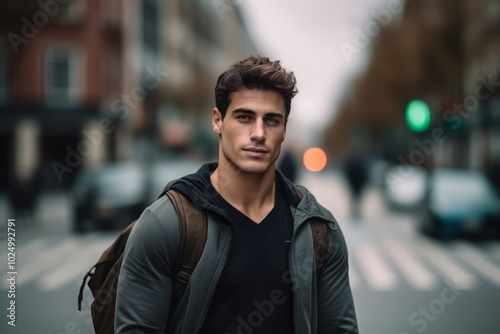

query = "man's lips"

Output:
[[243, 147, 269, 153]]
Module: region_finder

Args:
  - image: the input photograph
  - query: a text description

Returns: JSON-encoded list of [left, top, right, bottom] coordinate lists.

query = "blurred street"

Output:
[[1, 168, 500, 334], [2, 0, 500, 333]]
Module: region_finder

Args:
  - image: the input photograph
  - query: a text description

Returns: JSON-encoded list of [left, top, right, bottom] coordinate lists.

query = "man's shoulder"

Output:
[[293, 185, 338, 225], [122, 195, 182, 261], [133, 195, 181, 234]]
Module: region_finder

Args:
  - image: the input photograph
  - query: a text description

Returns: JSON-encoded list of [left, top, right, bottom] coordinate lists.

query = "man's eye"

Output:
[[237, 115, 252, 121], [265, 118, 280, 125]]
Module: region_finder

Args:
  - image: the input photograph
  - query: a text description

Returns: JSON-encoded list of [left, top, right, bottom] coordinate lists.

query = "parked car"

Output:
[[420, 168, 500, 239], [71, 162, 148, 233], [383, 165, 427, 211]]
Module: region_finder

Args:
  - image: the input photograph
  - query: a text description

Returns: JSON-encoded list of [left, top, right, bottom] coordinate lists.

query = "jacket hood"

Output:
[[163, 162, 227, 220], [163, 162, 337, 229]]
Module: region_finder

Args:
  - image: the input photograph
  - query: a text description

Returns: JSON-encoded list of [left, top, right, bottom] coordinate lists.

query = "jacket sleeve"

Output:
[[115, 197, 180, 334], [317, 224, 359, 333]]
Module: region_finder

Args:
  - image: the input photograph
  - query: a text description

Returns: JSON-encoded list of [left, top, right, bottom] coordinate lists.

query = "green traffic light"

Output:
[[406, 99, 431, 132]]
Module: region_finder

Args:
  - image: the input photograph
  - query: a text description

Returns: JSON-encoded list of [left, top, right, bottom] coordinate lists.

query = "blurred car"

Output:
[[382, 165, 427, 211], [420, 168, 500, 239], [146, 159, 201, 205], [72, 162, 148, 232]]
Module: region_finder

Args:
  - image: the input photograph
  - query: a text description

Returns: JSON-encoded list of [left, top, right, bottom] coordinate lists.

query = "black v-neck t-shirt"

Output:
[[199, 181, 294, 334]]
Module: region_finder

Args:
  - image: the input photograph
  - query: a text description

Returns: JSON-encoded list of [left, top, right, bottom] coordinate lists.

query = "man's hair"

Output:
[[215, 55, 298, 122]]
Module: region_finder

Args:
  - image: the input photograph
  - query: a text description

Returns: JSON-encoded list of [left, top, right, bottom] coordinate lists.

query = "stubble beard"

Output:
[[222, 149, 273, 176]]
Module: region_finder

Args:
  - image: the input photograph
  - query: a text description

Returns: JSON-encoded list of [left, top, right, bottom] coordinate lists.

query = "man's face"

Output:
[[213, 88, 286, 175]]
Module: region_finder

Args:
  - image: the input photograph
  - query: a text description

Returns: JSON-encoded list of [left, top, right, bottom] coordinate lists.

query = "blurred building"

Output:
[[0, 0, 135, 191], [0, 0, 256, 193], [323, 0, 500, 188], [139, 0, 256, 162]]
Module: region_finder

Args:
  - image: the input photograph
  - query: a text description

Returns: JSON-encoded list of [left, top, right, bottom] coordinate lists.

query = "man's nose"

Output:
[[250, 119, 266, 143]]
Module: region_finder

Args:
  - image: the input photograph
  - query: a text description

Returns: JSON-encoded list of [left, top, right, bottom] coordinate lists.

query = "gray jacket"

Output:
[[115, 163, 358, 333]]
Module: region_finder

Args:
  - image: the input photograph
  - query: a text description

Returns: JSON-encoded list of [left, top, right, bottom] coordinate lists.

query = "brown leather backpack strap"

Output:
[[294, 185, 330, 273], [309, 218, 330, 273], [166, 189, 208, 319]]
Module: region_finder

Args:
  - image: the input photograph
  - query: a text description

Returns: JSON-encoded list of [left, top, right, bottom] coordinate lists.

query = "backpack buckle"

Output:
[[177, 270, 191, 284]]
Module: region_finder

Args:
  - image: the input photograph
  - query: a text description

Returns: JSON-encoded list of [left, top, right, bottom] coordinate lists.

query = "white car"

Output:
[[383, 165, 427, 210]]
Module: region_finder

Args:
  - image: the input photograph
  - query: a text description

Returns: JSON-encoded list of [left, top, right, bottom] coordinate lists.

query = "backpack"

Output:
[[77, 187, 330, 334], [77, 189, 207, 334]]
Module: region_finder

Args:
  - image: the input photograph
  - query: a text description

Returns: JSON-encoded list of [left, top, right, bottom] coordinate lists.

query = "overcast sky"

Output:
[[238, 0, 395, 145]]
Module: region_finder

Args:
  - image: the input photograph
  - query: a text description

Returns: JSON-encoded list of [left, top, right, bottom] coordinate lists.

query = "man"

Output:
[[115, 55, 358, 333]]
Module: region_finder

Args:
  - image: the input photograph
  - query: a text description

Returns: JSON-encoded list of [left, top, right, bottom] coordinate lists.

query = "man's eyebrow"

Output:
[[233, 108, 255, 115], [265, 112, 284, 119], [233, 108, 284, 119]]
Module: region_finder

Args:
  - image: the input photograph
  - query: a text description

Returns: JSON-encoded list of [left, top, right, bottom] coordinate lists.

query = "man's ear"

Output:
[[212, 108, 222, 135]]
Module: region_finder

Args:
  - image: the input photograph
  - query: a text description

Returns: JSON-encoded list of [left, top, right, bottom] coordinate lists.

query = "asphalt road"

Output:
[[1, 169, 500, 334]]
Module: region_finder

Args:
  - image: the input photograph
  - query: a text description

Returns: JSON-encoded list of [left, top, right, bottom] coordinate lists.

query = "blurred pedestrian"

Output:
[[9, 172, 40, 222], [277, 148, 298, 182], [115, 55, 358, 333], [343, 153, 368, 218]]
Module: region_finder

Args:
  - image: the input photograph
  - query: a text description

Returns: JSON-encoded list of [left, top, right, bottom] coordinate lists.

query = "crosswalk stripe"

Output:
[[382, 236, 438, 290], [18, 238, 52, 262], [39, 238, 112, 291], [1, 238, 53, 289], [452, 242, 500, 287], [416, 238, 476, 290], [354, 244, 398, 290], [0, 238, 49, 269], [14, 239, 81, 287]]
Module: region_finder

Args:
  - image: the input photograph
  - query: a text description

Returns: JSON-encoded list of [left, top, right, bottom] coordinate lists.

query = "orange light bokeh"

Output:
[[303, 147, 327, 172]]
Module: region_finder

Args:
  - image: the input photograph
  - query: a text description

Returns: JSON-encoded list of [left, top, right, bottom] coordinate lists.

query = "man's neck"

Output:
[[210, 163, 276, 223]]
